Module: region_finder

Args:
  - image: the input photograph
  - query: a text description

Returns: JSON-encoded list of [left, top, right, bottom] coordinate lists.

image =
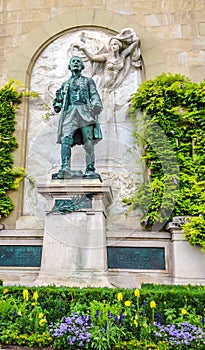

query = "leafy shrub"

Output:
[[1, 285, 205, 323], [182, 216, 205, 252], [125, 73, 205, 250], [0, 80, 37, 219]]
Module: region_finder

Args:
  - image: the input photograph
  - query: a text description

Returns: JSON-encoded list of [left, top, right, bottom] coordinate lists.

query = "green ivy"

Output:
[[182, 216, 205, 253], [124, 73, 205, 250], [0, 80, 37, 220]]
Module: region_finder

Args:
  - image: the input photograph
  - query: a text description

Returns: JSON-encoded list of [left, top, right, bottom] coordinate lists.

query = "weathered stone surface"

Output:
[[35, 179, 113, 287], [171, 230, 205, 285], [198, 22, 205, 35]]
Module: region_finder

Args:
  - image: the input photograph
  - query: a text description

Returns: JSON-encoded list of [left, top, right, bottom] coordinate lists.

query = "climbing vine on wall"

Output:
[[0, 80, 37, 220], [124, 73, 205, 251]]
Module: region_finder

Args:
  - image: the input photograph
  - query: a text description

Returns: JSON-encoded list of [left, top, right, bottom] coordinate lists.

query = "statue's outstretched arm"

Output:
[[121, 39, 139, 58], [75, 44, 107, 62]]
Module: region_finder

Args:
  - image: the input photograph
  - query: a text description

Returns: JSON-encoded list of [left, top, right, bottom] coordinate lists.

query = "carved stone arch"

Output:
[[6, 9, 166, 227], [9, 9, 165, 85]]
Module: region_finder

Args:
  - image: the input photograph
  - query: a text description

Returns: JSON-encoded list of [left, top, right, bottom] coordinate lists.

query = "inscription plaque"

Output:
[[107, 247, 165, 270], [0, 245, 42, 267]]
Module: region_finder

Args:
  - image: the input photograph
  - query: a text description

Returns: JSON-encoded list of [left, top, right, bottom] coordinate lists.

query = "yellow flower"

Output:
[[181, 308, 187, 315], [124, 300, 131, 307], [39, 318, 46, 326], [117, 292, 123, 301], [150, 300, 156, 309], [33, 291, 38, 301], [23, 289, 29, 301], [134, 289, 140, 298], [39, 312, 44, 318], [134, 319, 138, 327], [3, 288, 9, 294], [11, 86, 18, 93]]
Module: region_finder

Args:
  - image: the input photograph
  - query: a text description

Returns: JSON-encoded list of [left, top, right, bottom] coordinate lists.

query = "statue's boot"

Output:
[[61, 143, 71, 172], [85, 151, 95, 175], [55, 143, 71, 179], [57, 143, 82, 179], [84, 147, 101, 180]]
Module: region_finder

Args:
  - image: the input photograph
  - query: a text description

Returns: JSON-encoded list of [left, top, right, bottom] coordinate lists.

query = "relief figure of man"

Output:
[[53, 56, 103, 179]]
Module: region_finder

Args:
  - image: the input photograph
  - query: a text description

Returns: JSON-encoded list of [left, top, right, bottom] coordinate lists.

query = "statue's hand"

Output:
[[92, 104, 102, 115], [74, 43, 85, 51], [54, 106, 61, 113]]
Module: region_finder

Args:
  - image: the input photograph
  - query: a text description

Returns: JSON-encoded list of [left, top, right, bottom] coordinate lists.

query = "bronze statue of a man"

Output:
[[52, 56, 103, 179]]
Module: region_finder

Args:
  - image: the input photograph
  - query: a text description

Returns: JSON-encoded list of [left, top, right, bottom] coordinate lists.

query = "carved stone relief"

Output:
[[24, 28, 143, 219]]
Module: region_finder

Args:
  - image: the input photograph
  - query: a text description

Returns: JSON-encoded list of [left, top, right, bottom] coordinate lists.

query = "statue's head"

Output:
[[68, 56, 85, 71], [109, 38, 122, 52]]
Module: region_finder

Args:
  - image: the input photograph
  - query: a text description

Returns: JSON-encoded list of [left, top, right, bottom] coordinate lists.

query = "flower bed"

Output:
[[0, 285, 204, 349]]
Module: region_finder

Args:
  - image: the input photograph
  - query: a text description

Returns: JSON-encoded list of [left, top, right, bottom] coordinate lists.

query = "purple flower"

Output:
[[13, 308, 17, 317], [164, 314, 167, 325], [119, 313, 125, 322], [50, 312, 92, 347], [144, 217, 149, 226], [173, 178, 178, 185], [154, 321, 205, 347], [155, 312, 162, 325], [108, 309, 112, 318], [114, 314, 118, 322], [142, 300, 146, 314]]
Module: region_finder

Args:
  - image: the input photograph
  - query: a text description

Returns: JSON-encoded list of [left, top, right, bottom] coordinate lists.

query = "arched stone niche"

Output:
[[6, 9, 166, 229]]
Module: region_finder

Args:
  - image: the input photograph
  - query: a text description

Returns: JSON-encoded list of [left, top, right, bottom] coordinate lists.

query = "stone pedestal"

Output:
[[35, 179, 113, 287], [171, 230, 205, 285]]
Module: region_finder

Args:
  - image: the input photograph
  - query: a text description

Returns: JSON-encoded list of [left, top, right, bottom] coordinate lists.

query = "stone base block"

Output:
[[1, 268, 40, 286], [35, 179, 113, 287], [35, 271, 113, 287], [108, 271, 172, 289], [171, 230, 205, 285]]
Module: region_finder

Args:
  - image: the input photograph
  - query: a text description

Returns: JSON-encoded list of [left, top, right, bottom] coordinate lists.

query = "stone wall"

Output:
[[1, 0, 205, 228], [1, 0, 205, 85]]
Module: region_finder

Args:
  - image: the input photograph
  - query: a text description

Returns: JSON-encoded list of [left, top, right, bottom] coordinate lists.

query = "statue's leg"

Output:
[[82, 125, 95, 175], [61, 136, 71, 172], [85, 150, 95, 174], [55, 136, 73, 179], [53, 117, 83, 179]]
